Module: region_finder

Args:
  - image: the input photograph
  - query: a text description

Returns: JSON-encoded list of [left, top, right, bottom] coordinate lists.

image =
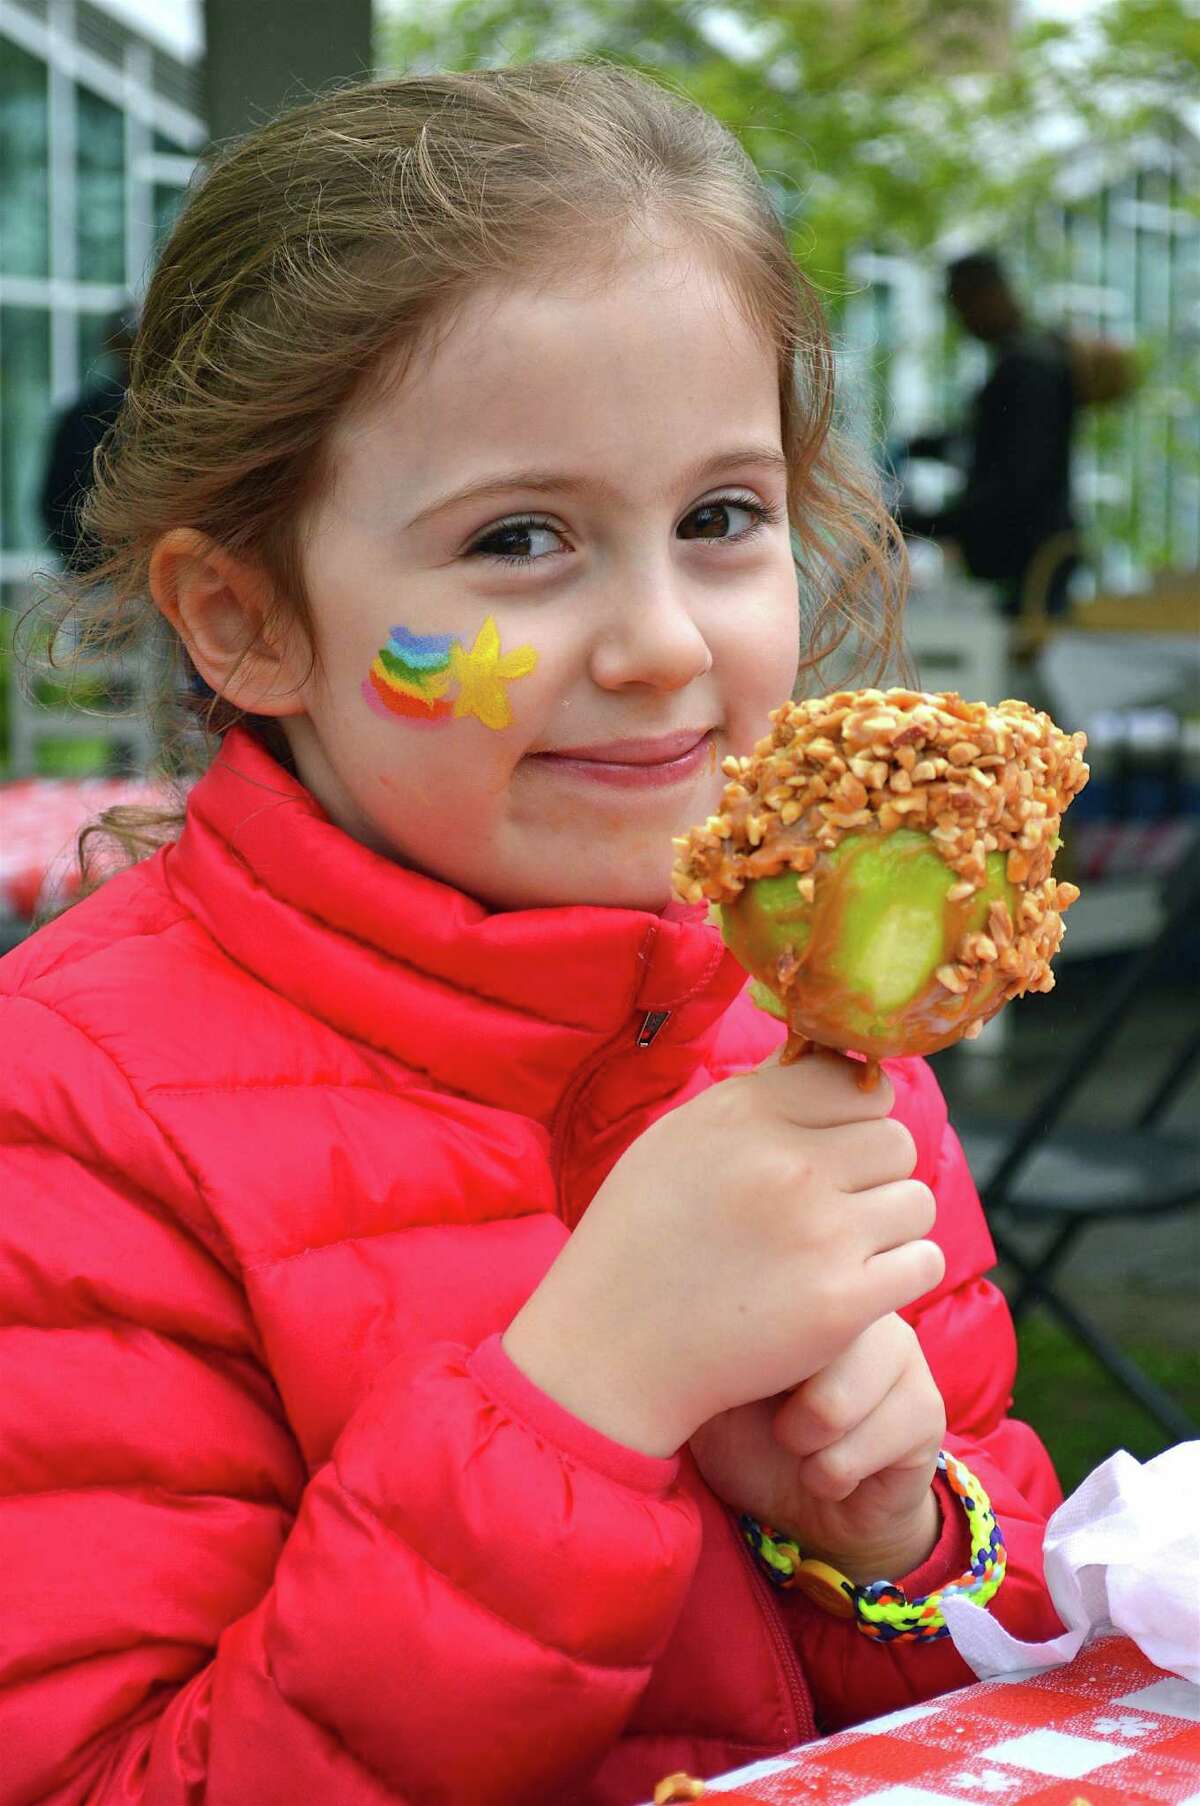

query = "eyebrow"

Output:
[[403, 444, 791, 531]]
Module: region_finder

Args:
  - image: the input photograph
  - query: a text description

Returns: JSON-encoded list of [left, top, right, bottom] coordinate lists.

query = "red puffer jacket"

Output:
[[0, 728, 1064, 1806]]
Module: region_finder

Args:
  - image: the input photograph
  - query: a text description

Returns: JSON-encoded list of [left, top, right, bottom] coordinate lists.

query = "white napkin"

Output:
[[942, 1442, 1200, 1682]]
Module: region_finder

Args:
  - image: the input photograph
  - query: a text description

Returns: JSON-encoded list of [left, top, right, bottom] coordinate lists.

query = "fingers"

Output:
[[818, 1117, 918, 1191], [788, 1370, 946, 1502], [784, 1180, 938, 1335], [771, 1318, 946, 1499], [755, 1049, 894, 1128], [854, 1178, 937, 1253], [862, 1237, 946, 1316], [772, 1318, 901, 1457]]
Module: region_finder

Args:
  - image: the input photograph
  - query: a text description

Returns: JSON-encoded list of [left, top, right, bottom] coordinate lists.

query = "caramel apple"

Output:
[[672, 690, 1088, 1082]]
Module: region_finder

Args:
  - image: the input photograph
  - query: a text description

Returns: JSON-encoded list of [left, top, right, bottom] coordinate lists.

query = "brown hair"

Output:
[[40, 59, 906, 895]]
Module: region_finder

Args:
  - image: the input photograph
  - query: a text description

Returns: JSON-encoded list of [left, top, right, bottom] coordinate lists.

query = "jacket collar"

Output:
[[164, 728, 746, 1121]]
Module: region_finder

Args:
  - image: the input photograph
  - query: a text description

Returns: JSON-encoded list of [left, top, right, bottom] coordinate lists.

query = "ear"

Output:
[[148, 528, 309, 718]]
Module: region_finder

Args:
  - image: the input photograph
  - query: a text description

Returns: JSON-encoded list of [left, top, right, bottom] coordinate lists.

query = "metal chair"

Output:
[[954, 836, 1200, 1442]]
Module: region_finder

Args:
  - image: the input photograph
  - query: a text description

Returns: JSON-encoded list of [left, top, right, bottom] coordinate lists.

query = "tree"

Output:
[[379, 0, 1200, 576], [379, 0, 1200, 293]]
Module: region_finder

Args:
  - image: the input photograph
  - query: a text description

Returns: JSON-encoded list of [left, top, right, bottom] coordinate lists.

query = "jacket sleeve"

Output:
[[0, 994, 701, 1806], [783, 1056, 1065, 1731]]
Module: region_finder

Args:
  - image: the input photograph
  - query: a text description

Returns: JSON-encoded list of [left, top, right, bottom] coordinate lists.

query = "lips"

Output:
[[538, 730, 712, 765], [526, 729, 717, 790]]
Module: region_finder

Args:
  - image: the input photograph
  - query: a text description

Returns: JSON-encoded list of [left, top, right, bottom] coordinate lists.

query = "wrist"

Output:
[[502, 1310, 688, 1458], [742, 1451, 1007, 1644], [791, 1485, 941, 1585]]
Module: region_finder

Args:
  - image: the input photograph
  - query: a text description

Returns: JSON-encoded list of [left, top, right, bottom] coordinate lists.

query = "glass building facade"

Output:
[[844, 124, 1200, 592], [0, 0, 204, 575]]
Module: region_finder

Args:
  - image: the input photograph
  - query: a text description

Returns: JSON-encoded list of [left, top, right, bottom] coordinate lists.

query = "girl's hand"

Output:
[[690, 1314, 946, 1582], [503, 1054, 944, 1458]]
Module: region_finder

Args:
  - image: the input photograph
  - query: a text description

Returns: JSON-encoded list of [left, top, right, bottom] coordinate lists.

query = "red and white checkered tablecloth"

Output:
[[665, 1638, 1200, 1805], [0, 777, 175, 922]]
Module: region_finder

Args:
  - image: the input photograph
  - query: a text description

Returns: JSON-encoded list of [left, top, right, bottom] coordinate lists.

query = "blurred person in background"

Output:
[[896, 251, 1079, 620], [40, 308, 136, 572]]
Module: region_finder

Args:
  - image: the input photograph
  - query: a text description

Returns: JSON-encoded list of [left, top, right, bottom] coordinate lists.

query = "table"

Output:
[[0, 776, 174, 924], [652, 1637, 1200, 1804]]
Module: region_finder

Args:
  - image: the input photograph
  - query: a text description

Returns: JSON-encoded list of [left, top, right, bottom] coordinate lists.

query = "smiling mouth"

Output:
[[526, 730, 716, 789]]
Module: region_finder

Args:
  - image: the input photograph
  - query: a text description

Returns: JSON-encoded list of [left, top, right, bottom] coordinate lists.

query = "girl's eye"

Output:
[[466, 516, 567, 565], [678, 496, 782, 542], [465, 495, 782, 564]]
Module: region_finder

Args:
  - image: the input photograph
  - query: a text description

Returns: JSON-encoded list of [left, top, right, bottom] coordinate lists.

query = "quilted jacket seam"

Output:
[[241, 1206, 549, 1275], [646, 935, 726, 1012], [5, 1632, 209, 1693], [331, 1470, 659, 1678], [257, 1634, 416, 1804], [149, 876, 495, 1103], [0, 1303, 270, 1372], [0, 900, 187, 993], [146, 1075, 424, 1099], [1, 1133, 233, 1262], [168, 826, 627, 1038], [0, 992, 240, 1272], [1, 1479, 294, 1512]]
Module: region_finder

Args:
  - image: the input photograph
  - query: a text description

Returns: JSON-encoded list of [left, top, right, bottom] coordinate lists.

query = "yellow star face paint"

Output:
[[448, 617, 539, 731], [362, 617, 537, 730]]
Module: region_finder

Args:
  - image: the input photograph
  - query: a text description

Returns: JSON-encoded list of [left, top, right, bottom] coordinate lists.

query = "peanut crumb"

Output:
[[672, 687, 1088, 1016]]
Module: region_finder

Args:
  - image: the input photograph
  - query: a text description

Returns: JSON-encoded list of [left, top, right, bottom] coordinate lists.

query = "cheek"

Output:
[[358, 623, 457, 730], [358, 616, 542, 738], [720, 586, 801, 714], [766, 605, 802, 694]]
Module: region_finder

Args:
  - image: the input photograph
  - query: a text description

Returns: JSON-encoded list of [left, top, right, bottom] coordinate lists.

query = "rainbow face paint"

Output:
[[362, 626, 455, 724], [362, 617, 537, 731]]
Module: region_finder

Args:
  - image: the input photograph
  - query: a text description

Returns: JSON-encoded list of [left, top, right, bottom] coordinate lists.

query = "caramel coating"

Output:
[[672, 689, 1089, 1056]]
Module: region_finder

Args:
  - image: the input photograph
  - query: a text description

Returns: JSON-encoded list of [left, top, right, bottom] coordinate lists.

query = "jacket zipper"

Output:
[[550, 1003, 677, 1210], [552, 968, 816, 1745], [549, 1015, 642, 1218], [553, 1004, 675, 1184], [550, 926, 672, 1213], [736, 1525, 816, 1746], [636, 1008, 671, 1048]]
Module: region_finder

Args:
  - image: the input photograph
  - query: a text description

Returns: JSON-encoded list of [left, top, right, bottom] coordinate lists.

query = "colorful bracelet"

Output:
[[739, 1449, 1006, 1645]]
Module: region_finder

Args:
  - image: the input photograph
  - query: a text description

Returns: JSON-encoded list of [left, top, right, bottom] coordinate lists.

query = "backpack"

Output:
[[1065, 335, 1142, 407]]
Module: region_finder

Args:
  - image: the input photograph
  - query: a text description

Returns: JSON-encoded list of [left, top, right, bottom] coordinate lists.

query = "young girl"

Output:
[[0, 63, 1065, 1806]]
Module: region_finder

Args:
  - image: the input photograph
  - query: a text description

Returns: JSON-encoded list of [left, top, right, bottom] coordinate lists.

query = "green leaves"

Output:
[[379, 0, 1199, 288]]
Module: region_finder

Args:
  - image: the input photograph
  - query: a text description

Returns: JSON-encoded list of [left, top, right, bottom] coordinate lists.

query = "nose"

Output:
[[588, 568, 713, 694]]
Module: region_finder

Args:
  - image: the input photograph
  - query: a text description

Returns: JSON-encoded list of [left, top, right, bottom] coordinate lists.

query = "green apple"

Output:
[[719, 829, 1016, 1057]]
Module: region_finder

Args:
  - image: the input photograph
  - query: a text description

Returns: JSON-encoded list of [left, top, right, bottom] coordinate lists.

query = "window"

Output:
[[76, 84, 126, 284], [1, 307, 52, 552], [0, 44, 50, 277]]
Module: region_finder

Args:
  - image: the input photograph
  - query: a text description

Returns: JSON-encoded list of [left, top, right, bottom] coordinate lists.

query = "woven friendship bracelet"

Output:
[[740, 1449, 1007, 1645]]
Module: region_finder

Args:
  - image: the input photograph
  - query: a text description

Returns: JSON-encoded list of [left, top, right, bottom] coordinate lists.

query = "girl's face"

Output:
[[285, 246, 801, 910]]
